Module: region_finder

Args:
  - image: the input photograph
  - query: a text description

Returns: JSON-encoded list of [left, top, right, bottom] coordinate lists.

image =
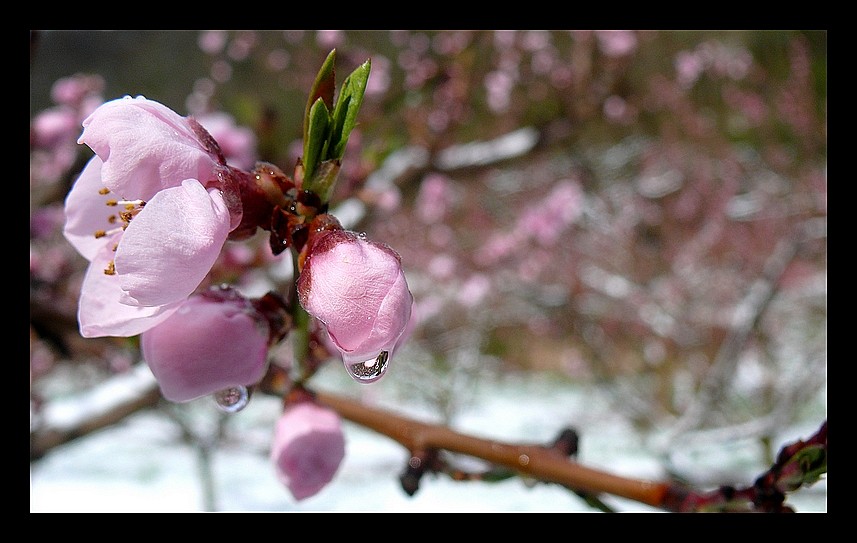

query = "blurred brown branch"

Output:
[[30, 366, 162, 460]]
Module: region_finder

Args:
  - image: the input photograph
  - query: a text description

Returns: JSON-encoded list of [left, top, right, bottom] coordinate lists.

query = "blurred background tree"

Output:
[[30, 30, 826, 509]]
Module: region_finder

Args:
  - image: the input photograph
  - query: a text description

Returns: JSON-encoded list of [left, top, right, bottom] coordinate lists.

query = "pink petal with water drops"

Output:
[[297, 230, 413, 381], [140, 294, 270, 403], [114, 179, 230, 307]]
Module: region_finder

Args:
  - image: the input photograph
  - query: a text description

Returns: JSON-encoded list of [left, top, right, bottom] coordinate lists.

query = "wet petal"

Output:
[[298, 229, 414, 369], [141, 294, 269, 403]]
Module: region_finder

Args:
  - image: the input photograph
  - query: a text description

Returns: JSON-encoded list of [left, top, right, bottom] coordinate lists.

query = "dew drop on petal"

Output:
[[213, 385, 251, 413], [345, 351, 389, 383]]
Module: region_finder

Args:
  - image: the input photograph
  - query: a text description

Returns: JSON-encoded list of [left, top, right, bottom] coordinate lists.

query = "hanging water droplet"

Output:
[[345, 351, 389, 383], [213, 385, 251, 413]]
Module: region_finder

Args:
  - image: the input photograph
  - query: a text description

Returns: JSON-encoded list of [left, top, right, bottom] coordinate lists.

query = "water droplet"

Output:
[[357, 231, 368, 240], [213, 386, 251, 413], [345, 351, 389, 383]]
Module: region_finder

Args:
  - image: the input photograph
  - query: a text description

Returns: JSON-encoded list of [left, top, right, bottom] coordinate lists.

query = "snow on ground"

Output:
[[30, 363, 827, 513]]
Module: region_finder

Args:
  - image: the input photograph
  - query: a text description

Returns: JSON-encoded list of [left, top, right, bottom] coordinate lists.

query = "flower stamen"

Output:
[[93, 195, 147, 240]]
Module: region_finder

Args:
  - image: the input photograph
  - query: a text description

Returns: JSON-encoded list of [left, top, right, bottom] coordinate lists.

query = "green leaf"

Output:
[[303, 97, 331, 184], [795, 445, 827, 485], [329, 58, 371, 160], [303, 49, 337, 157], [304, 159, 341, 204]]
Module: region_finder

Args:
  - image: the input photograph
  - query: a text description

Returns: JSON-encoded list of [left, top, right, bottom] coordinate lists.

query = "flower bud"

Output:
[[297, 227, 413, 383], [270, 401, 345, 501], [140, 290, 270, 402]]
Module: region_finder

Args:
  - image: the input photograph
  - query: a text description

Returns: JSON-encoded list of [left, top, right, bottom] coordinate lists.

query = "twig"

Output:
[[663, 234, 801, 443], [314, 389, 678, 509], [30, 365, 162, 460]]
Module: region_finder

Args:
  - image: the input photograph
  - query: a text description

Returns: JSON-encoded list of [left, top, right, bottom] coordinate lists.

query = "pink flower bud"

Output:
[[270, 401, 345, 501], [297, 228, 413, 383], [140, 291, 270, 402]]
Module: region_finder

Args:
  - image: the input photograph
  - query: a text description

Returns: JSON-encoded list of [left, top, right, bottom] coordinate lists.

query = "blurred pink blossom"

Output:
[[50, 74, 104, 109], [675, 50, 704, 87], [198, 30, 228, 55], [416, 173, 454, 223], [271, 401, 346, 501], [457, 274, 492, 308], [32, 107, 79, 149], [298, 227, 413, 380], [196, 111, 258, 170], [595, 30, 638, 57], [364, 54, 391, 96], [141, 290, 270, 402], [31, 74, 105, 187], [517, 180, 584, 247], [315, 30, 344, 49]]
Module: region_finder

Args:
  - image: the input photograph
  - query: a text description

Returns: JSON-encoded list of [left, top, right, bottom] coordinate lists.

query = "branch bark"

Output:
[[314, 389, 679, 509]]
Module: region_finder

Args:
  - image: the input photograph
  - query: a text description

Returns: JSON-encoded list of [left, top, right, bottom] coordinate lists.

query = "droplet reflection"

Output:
[[213, 385, 251, 413], [345, 351, 389, 383]]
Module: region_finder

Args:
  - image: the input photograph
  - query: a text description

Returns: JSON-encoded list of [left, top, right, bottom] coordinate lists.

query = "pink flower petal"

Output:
[[77, 237, 181, 338], [270, 402, 345, 501], [298, 230, 413, 368], [114, 179, 230, 307], [140, 294, 269, 402], [63, 156, 115, 261], [78, 96, 221, 201]]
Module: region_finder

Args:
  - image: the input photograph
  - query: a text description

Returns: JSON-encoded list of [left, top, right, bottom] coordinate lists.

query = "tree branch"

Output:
[[314, 389, 679, 509], [30, 364, 162, 460]]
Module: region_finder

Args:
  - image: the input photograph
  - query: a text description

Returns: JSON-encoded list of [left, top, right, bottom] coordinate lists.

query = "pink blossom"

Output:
[[63, 96, 239, 337], [297, 228, 413, 381], [595, 30, 638, 57], [415, 173, 454, 224], [518, 179, 584, 247], [31, 107, 79, 149], [270, 401, 346, 501], [140, 290, 270, 402], [50, 74, 104, 109]]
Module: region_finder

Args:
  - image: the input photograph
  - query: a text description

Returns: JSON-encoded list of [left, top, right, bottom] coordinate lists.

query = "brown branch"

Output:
[[314, 389, 681, 510], [30, 370, 162, 460]]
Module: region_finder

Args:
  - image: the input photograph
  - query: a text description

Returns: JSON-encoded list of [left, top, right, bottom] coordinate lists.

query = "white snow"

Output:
[[30, 364, 826, 513]]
